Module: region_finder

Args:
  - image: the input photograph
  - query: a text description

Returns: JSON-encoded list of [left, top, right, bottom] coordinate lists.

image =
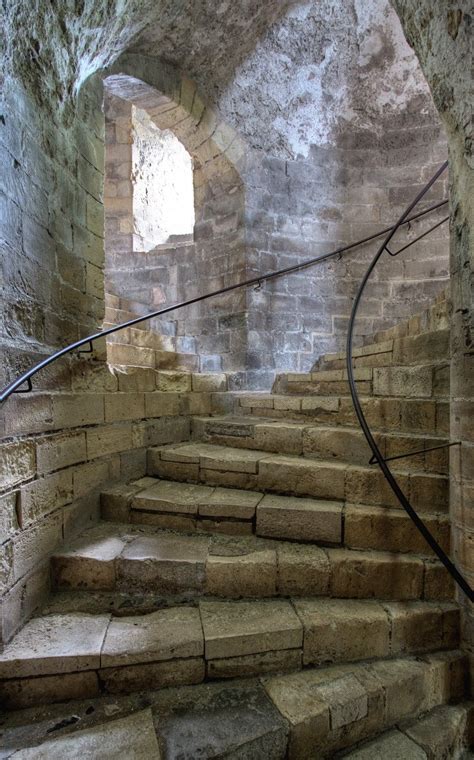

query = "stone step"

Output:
[[0, 594, 460, 710], [313, 329, 450, 372], [0, 652, 466, 759], [147, 442, 449, 514], [107, 342, 200, 371], [363, 290, 448, 347], [273, 362, 449, 399], [50, 523, 453, 601], [263, 650, 467, 759], [101, 478, 450, 556], [342, 702, 473, 759], [192, 415, 450, 473], [231, 392, 449, 436]]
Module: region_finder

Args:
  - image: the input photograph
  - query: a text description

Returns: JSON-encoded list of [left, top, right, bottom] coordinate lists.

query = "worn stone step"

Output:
[[232, 392, 449, 436], [263, 650, 468, 758], [0, 652, 465, 760], [192, 415, 450, 473], [50, 523, 454, 601], [0, 594, 459, 710], [341, 702, 473, 759], [313, 329, 450, 372], [147, 442, 449, 513], [273, 362, 449, 399], [101, 478, 450, 556]]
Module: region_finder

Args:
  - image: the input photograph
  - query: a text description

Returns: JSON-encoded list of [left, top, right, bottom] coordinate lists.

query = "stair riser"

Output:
[[0, 606, 460, 710], [148, 450, 449, 514], [193, 420, 449, 474], [233, 397, 449, 437], [51, 543, 453, 603], [275, 364, 449, 399], [107, 343, 200, 372], [103, 495, 450, 557]]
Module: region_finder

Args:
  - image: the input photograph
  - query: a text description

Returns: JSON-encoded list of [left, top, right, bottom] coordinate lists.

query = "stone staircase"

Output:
[[1, 293, 472, 757]]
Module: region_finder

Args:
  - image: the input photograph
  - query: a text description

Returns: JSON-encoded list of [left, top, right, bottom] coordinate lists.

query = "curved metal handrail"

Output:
[[0, 200, 448, 404], [346, 160, 473, 603]]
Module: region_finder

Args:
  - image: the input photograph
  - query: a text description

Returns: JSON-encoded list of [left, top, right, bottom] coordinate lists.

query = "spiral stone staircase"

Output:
[[1, 292, 472, 758]]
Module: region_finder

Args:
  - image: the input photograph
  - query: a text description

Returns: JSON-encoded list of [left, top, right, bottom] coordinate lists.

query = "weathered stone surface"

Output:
[[200, 600, 303, 659], [206, 549, 277, 597], [328, 548, 424, 600], [207, 648, 302, 679], [199, 486, 262, 519], [258, 456, 346, 500], [100, 658, 205, 694], [101, 606, 203, 666], [277, 544, 330, 596], [11, 709, 161, 759], [0, 670, 100, 710], [52, 533, 125, 590], [256, 494, 342, 543], [117, 533, 209, 593], [385, 601, 454, 655], [0, 613, 109, 677], [344, 729, 427, 759], [131, 479, 214, 515], [294, 599, 390, 665]]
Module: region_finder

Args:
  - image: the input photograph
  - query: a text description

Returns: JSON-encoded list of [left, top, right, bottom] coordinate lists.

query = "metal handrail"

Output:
[[346, 160, 473, 603], [0, 199, 448, 404]]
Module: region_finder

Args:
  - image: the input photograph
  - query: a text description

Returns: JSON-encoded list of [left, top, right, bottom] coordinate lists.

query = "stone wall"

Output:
[[391, 0, 474, 688]]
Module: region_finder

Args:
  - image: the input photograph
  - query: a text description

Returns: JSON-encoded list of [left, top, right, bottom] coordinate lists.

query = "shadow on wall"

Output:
[[102, 59, 249, 375]]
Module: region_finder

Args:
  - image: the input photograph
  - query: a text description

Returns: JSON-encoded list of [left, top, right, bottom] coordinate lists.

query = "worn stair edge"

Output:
[[49, 522, 454, 602]]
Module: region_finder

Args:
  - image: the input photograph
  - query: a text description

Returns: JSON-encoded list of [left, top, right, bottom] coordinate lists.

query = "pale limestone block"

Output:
[[0, 670, 99, 710], [200, 599, 302, 659], [100, 657, 205, 694], [277, 544, 330, 596], [36, 431, 87, 475], [104, 393, 145, 422], [256, 494, 342, 544], [207, 648, 302, 679], [0, 441, 36, 490], [206, 549, 277, 597], [0, 612, 110, 677], [101, 606, 203, 666], [86, 423, 133, 459], [11, 709, 161, 759]]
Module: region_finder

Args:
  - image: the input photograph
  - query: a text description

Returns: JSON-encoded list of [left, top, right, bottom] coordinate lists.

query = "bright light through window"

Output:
[[132, 106, 195, 251]]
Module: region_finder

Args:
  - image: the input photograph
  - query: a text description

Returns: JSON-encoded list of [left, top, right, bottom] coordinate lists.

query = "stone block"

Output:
[[156, 370, 192, 392], [385, 601, 449, 654], [19, 469, 73, 526], [258, 456, 346, 500], [208, 648, 302, 679], [12, 511, 63, 583], [254, 422, 303, 454], [101, 607, 203, 666], [116, 367, 156, 392], [200, 599, 303, 659], [373, 366, 433, 398], [10, 709, 162, 759], [52, 534, 125, 590], [192, 373, 227, 392], [0, 612, 109, 677], [131, 480, 214, 516], [199, 487, 262, 520], [86, 423, 133, 459], [256, 494, 342, 544], [100, 657, 205, 694], [277, 544, 330, 596], [0, 670, 100, 710], [294, 599, 390, 666], [52, 393, 104, 429], [36, 431, 87, 475], [344, 729, 427, 759], [206, 549, 277, 597], [0, 492, 19, 544], [144, 391, 181, 417], [328, 548, 424, 600], [0, 441, 36, 490], [104, 392, 145, 422], [117, 534, 209, 593], [72, 460, 113, 499]]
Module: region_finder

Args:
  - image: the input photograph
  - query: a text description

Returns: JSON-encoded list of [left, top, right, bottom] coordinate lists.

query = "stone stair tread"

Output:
[[342, 702, 473, 759], [0, 598, 459, 681], [50, 522, 454, 602], [0, 654, 467, 759], [102, 477, 450, 554]]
